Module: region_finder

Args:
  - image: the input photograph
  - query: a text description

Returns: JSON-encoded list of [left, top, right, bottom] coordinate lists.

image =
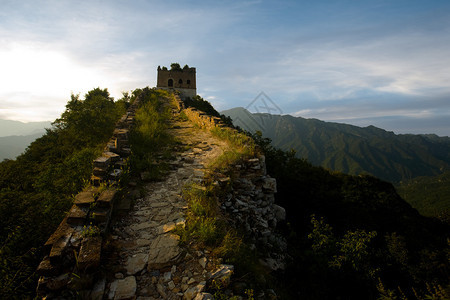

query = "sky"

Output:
[[1, 0, 449, 136]]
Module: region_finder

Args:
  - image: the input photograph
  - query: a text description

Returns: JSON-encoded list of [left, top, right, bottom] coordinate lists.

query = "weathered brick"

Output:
[[78, 236, 102, 271], [103, 151, 120, 162], [37, 256, 60, 276], [45, 217, 74, 248], [97, 189, 117, 208], [93, 156, 110, 169], [49, 233, 72, 264], [90, 175, 104, 186], [67, 205, 88, 225], [93, 167, 107, 177], [90, 207, 110, 224], [74, 191, 96, 207]]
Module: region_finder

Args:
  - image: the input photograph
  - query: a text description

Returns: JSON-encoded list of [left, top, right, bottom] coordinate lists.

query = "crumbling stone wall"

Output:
[[36, 92, 287, 298], [36, 95, 142, 298], [216, 157, 287, 271], [176, 95, 287, 271], [172, 96, 223, 130]]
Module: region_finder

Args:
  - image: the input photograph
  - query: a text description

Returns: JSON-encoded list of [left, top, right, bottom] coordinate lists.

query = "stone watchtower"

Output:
[[156, 64, 196, 99]]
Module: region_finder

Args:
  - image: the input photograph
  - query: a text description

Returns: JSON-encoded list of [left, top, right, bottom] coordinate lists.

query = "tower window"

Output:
[[168, 79, 173, 87], [187, 80, 191, 84], [178, 79, 183, 84]]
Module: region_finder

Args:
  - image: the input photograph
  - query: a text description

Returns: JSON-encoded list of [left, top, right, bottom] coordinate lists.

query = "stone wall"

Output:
[[36, 92, 287, 298], [215, 157, 287, 271], [36, 95, 142, 298], [177, 94, 287, 271], [172, 95, 223, 130]]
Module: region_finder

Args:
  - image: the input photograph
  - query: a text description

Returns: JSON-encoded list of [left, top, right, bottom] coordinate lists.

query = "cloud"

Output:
[[0, 1, 449, 136]]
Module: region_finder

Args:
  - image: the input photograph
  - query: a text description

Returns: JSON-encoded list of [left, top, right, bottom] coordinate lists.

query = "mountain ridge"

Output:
[[0, 132, 46, 160], [0, 119, 51, 160], [221, 107, 450, 182], [0, 119, 51, 137]]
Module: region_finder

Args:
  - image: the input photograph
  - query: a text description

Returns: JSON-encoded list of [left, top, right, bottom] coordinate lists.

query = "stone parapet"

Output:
[[183, 107, 223, 130], [176, 93, 287, 272], [215, 156, 287, 271], [36, 93, 143, 298]]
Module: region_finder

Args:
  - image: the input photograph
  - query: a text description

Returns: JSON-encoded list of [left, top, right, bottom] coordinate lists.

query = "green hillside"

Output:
[[396, 172, 450, 217], [222, 107, 450, 183], [249, 132, 449, 299]]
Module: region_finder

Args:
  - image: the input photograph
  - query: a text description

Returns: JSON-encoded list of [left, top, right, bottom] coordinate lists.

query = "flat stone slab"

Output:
[[93, 156, 111, 169], [133, 209, 152, 216], [140, 232, 156, 240], [49, 233, 73, 263], [67, 205, 88, 225], [150, 201, 169, 208], [45, 216, 74, 247], [147, 233, 184, 270], [125, 253, 148, 275], [109, 276, 136, 300], [167, 211, 184, 221], [158, 222, 176, 234], [97, 188, 117, 208], [156, 207, 173, 218], [78, 236, 102, 271], [130, 221, 158, 231], [136, 238, 151, 246], [74, 191, 96, 207], [37, 256, 59, 276], [103, 151, 120, 162]]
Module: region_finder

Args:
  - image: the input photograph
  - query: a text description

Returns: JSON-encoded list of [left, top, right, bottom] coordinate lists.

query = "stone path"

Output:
[[103, 109, 230, 300]]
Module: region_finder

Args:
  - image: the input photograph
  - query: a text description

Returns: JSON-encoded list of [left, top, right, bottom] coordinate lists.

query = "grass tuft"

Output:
[[209, 127, 257, 171], [128, 89, 175, 179]]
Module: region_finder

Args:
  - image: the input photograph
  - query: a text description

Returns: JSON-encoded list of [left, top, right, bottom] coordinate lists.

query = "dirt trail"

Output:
[[102, 107, 229, 299]]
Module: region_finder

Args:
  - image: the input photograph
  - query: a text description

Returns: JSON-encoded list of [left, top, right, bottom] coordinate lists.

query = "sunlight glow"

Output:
[[0, 43, 114, 121]]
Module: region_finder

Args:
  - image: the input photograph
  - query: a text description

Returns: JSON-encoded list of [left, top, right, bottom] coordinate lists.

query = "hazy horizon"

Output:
[[1, 0, 449, 136]]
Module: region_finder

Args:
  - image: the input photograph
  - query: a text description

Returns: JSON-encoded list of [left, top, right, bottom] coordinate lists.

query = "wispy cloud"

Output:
[[0, 0, 449, 135]]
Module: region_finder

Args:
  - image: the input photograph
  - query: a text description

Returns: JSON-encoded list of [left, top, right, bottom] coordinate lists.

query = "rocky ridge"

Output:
[[102, 106, 232, 299], [36, 92, 286, 299]]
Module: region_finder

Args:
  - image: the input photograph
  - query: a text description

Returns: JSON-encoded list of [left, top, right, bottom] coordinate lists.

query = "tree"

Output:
[[170, 63, 181, 71], [52, 88, 119, 147]]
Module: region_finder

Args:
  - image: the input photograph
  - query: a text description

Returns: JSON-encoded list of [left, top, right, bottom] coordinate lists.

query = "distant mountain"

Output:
[[0, 133, 46, 160], [221, 107, 450, 183], [0, 119, 51, 137]]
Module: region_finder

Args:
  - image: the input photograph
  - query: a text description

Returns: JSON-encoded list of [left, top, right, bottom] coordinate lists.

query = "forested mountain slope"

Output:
[[396, 171, 450, 217], [222, 107, 450, 183]]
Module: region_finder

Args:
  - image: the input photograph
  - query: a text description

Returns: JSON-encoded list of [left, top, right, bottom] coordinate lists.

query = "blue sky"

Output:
[[1, 0, 449, 136]]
